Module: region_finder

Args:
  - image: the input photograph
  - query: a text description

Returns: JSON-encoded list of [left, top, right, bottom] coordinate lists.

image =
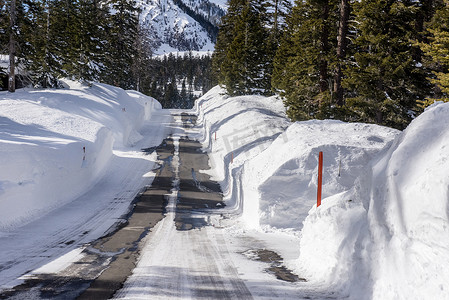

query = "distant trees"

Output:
[[143, 53, 215, 109], [0, 0, 214, 108]]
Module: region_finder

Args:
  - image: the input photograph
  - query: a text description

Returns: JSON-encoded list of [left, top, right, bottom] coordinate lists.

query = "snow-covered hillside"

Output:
[[137, 0, 225, 54]]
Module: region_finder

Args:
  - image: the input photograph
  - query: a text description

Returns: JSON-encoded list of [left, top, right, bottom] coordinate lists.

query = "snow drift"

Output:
[[195, 87, 449, 298], [194, 87, 399, 233], [194, 86, 290, 213], [243, 120, 398, 230], [0, 81, 161, 229], [296, 102, 449, 299]]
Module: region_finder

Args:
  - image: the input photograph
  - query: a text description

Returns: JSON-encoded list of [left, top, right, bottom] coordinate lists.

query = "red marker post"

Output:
[[317, 151, 323, 207]]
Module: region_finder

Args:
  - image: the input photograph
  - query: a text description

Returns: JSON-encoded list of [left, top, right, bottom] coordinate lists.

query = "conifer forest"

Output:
[[2, 0, 449, 128], [213, 0, 449, 129], [0, 0, 215, 108]]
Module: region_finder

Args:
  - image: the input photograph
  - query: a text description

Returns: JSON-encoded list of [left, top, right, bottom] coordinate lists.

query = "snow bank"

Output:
[[194, 86, 290, 212], [243, 120, 399, 230], [296, 102, 449, 299], [0, 80, 161, 229], [195, 87, 398, 233]]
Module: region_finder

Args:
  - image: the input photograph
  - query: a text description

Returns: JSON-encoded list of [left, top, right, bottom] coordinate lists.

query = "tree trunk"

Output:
[[412, 0, 434, 62], [274, 0, 279, 38], [319, 0, 330, 94], [334, 0, 350, 106], [8, 0, 16, 93]]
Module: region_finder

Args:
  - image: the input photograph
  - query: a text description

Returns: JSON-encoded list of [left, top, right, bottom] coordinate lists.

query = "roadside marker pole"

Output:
[[317, 151, 323, 207], [215, 132, 217, 141], [83, 146, 86, 161], [231, 152, 234, 164]]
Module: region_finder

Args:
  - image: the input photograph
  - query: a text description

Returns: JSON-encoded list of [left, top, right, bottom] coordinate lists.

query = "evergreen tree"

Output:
[[212, 0, 245, 86], [104, 0, 139, 89], [213, 0, 273, 96], [22, 0, 66, 87], [419, 0, 449, 106], [0, 1, 7, 57], [333, 0, 351, 106], [180, 78, 188, 104], [343, 0, 432, 129], [132, 20, 153, 92], [8, 0, 17, 92], [272, 0, 339, 120], [269, 0, 292, 41], [67, 0, 109, 82]]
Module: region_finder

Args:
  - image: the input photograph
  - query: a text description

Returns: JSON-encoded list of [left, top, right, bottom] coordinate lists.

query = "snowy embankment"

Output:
[[297, 102, 449, 299], [0, 81, 161, 229], [194, 86, 398, 231], [195, 87, 449, 299]]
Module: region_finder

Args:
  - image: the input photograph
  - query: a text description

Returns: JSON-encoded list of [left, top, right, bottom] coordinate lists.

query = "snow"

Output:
[[0, 80, 161, 230], [0, 81, 171, 288], [192, 86, 449, 298], [293, 102, 449, 299], [137, 0, 216, 55], [1, 81, 449, 299], [192, 87, 398, 232]]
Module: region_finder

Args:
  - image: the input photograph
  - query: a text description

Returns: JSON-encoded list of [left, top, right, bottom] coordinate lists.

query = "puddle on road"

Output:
[[242, 249, 306, 283]]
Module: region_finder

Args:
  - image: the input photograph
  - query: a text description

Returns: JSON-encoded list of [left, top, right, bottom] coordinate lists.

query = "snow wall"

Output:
[[195, 87, 449, 299], [297, 102, 449, 299], [0, 80, 161, 229]]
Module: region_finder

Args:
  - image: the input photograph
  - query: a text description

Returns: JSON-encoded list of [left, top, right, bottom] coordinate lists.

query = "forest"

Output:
[[3, 0, 449, 125], [144, 53, 214, 109], [0, 0, 215, 108], [213, 0, 449, 129]]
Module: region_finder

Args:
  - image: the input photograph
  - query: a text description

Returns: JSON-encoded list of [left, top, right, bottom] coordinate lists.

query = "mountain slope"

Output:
[[136, 0, 226, 54]]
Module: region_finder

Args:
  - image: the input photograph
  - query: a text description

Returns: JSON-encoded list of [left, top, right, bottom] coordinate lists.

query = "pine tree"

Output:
[[21, 0, 66, 87], [270, 0, 292, 41], [333, 0, 351, 106], [132, 19, 153, 92], [180, 78, 188, 101], [343, 0, 432, 129], [104, 0, 139, 89], [67, 0, 109, 82], [0, 2, 7, 58], [418, 0, 449, 107], [8, 0, 16, 92], [212, 0, 246, 86], [213, 0, 272, 96], [272, 0, 339, 120]]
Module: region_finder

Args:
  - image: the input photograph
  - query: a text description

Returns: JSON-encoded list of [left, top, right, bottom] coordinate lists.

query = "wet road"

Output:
[[113, 113, 252, 299]]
